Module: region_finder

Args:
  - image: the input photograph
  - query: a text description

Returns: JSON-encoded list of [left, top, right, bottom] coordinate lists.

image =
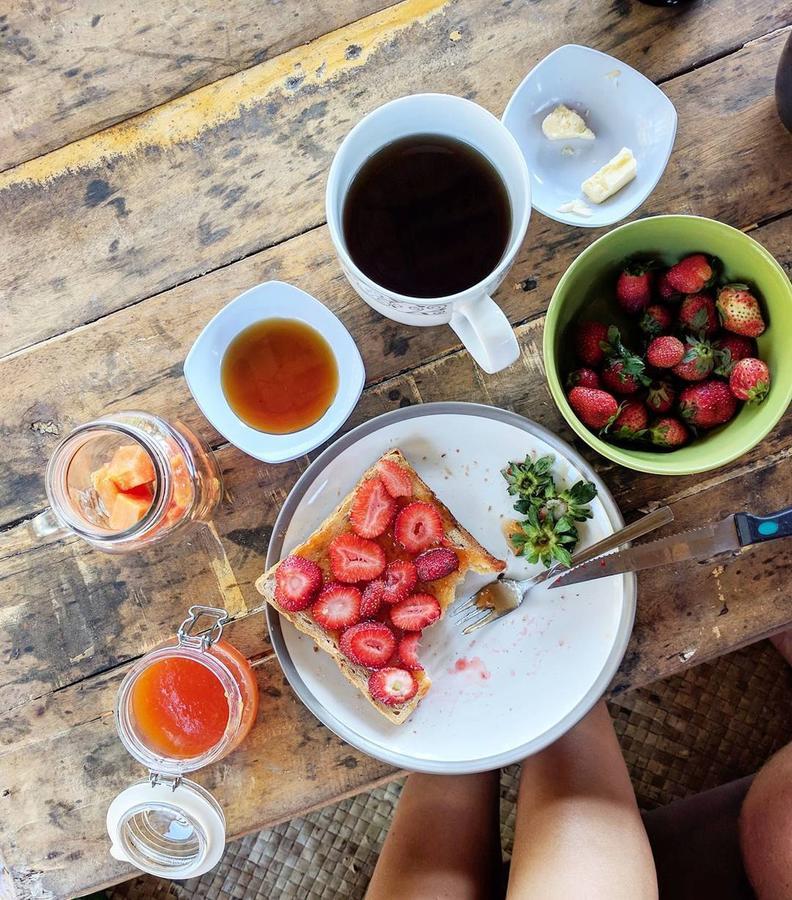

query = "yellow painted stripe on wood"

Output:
[[0, 0, 449, 192], [199, 522, 248, 618]]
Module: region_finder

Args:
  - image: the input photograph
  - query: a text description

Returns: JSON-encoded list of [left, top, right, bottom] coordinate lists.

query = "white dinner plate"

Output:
[[265, 403, 635, 773]]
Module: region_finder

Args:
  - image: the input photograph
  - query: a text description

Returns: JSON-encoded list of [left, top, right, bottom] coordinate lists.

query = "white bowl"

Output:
[[184, 281, 365, 463], [502, 44, 677, 228]]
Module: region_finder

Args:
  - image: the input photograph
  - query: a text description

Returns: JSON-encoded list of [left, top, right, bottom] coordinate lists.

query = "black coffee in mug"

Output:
[[342, 134, 512, 298]]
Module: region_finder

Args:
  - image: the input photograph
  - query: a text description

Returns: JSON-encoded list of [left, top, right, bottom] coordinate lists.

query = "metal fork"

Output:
[[454, 505, 674, 635]]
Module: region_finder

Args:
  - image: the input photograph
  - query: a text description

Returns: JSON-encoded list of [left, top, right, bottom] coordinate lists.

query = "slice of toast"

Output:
[[256, 449, 505, 724]]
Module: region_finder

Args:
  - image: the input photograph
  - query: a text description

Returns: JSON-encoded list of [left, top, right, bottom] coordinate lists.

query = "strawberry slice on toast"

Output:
[[255, 449, 505, 724]]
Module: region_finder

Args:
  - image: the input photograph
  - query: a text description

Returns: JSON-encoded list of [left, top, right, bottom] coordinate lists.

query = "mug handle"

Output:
[[449, 295, 520, 374]]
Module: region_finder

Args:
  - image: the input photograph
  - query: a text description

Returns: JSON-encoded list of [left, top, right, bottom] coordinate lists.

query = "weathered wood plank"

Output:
[[0, 9, 789, 355], [2, 450, 790, 898], [2, 5, 791, 896], [0, 198, 788, 529], [0, 644, 394, 900], [2, 305, 790, 709], [0, 379, 412, 710], [0, 0, 394, 172]]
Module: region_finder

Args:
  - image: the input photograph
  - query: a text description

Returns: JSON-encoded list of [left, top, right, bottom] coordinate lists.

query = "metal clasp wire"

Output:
[[176, 605, 229, 652], [149, 772, 182, 791]]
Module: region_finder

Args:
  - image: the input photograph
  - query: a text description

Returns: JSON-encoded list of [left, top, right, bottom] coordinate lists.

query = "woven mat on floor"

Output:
[[109, 640, 792, 900]]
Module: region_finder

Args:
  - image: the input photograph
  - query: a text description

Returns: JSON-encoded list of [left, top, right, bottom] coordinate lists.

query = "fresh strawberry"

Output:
[[274, 555, 323, 611], [390, 593, 441, 632], [566, 367, 601, 390], [311, 583, 362, 631], [414, 547, 459, 581], [349, 477, 396, 539], [368, 667, 418, 706], [640, 304, 673, 336], [729, 358, 770, 403], [376, 458, 413, 498], [671, 337, 715, 382], [666, 254, 716, 294], [713, 334, 757, 376], [360, 580, 385, 618], [394, 502, 444, 554], [646, 335, 685, 369], [716, 284, 766, 337], [610, 400, 649, 441], [678, 293, 718, 337], [649, 416, 689, 448], [573, 321, 610, 367], [340, 621, 397, 669], [328, 533, 386, 583], [601, 359, 643, 396], [616, 261, 654, 315], [646, 379, 676, 414], [381, 559, 418, 604], [568, 387, 619, 430], [398, 633, 424, 671], [657, 270, 683, 303], [679, 380, 738, 429], [599, 325, 648, 395]]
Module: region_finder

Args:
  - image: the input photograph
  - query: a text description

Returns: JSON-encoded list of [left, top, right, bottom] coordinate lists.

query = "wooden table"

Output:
[[1, 1, 790, 897]]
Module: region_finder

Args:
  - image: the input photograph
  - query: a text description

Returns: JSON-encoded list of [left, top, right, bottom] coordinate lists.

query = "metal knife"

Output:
[[548, 506, 792, 589]]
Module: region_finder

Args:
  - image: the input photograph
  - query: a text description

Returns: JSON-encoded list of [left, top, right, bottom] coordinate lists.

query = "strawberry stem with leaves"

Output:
[[501, 455, 597, 568]]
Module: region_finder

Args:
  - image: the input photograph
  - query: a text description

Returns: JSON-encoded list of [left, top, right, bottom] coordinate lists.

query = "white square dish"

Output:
[[184, 281, 365, 463], [502, 44, 677, 228]]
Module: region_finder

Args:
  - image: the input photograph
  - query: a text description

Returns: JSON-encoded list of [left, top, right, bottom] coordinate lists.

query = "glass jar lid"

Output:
[[106, 775, 226, 879]]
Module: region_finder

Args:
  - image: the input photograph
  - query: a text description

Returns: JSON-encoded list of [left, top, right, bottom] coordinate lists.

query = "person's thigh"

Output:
[[643, 776, 754, 899], [507, 701, 658, 900], [740, 740, 792, 900], [366, 771, 502, 900]]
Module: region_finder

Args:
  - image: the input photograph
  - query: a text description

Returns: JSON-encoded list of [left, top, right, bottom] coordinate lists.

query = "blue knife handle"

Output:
[[734, 507, 792, 546]]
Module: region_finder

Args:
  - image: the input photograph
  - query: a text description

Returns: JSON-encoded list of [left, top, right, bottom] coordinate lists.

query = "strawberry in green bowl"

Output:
[[543, 215, 792, 475]]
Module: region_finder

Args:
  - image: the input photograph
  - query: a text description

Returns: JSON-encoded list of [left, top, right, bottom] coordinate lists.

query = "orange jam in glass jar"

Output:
[[116, 607, 259, 774]]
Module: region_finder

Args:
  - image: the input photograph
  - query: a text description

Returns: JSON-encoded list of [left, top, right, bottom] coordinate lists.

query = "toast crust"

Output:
[[256, 449, 505, 724]]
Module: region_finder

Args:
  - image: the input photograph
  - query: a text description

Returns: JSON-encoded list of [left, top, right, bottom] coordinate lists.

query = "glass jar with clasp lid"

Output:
[[107, 606, 260, 879], [40, 410, 222, 552]]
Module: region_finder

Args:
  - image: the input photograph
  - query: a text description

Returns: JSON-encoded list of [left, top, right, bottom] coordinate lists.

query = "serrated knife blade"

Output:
[[548, 515, 741, 588]]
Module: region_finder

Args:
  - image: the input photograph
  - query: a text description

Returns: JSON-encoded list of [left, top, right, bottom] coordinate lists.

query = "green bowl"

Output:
[[544, 215, 792, 475]]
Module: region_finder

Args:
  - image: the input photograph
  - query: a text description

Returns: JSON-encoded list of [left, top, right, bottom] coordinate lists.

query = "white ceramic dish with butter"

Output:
[[184, 281, 365, 464], [502, 44, 677, 228]]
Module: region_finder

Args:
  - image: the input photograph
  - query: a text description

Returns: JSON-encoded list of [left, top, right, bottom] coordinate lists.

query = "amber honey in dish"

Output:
[[221, 318, 338, 434]]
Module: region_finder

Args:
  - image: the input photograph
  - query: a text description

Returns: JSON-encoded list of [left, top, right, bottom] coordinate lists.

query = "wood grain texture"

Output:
[[2, 1, 792, 896], [1, 8, 790, 355], [0, 640, 394, 900], [0, 0, 394, 171], [0, 200, 788, 529], [2, 292, 791, 707]]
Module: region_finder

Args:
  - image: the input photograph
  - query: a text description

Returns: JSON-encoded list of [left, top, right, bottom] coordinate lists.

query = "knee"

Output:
[[740, 745, 792, 900]]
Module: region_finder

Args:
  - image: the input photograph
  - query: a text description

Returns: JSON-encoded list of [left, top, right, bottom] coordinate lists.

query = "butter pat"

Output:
[[581, 148, 637, 203], [557, 199, 593, 218], [541, 104, 595, 141]]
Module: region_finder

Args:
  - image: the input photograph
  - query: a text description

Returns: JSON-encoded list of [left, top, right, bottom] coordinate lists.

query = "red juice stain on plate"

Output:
[[130, 656, 230, 758], [451, 656, 491, 680]]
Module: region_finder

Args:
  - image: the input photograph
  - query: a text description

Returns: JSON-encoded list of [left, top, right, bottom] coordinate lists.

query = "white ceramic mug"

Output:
[[326, 94, 531, 374]]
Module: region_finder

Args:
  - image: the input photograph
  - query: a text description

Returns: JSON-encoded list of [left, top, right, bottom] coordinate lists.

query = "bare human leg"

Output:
[[643, 776, 754, 900], [507, 701, 658, 900], [738, 630, 792, 900], [366, 770, 502, 900], [643, 632, 792, 899]]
